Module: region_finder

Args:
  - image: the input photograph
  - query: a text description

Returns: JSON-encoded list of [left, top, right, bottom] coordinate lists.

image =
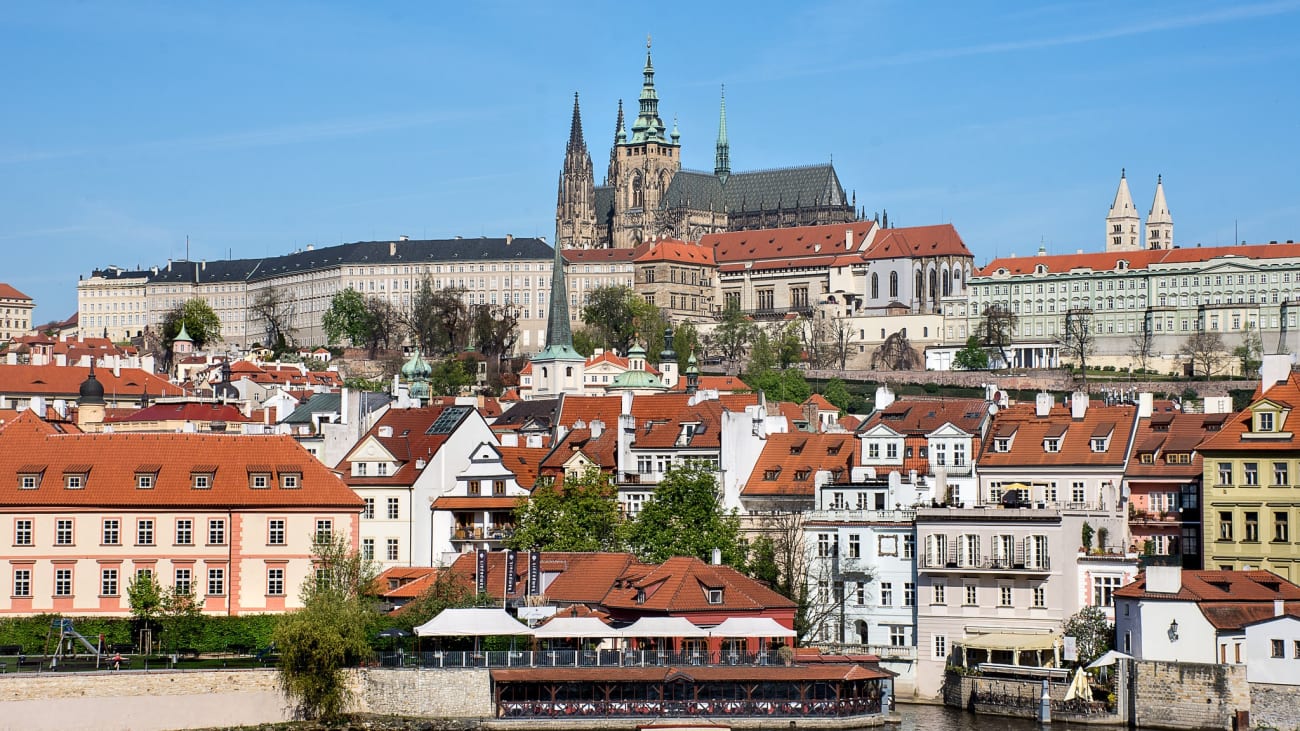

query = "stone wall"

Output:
[[356, 668, 493, 719], [1250, 682, 1300, 731], [1132, 660, 1249, 730]]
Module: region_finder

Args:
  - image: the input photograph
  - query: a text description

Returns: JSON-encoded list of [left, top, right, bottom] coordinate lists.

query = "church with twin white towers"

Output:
[[1105, 169, 1173, 252]]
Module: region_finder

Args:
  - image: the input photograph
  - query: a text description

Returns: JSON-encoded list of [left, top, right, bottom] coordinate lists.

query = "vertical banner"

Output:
[[476, 549, 488, 596], [527, 550, 541, 596], [504, 550, 518, 597]]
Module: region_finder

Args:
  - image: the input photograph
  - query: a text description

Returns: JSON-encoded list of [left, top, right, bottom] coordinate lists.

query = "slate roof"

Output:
[[663, 165, 849, 213], [102, 238, 555, 286], [0, 411, 359, 509], [495, 398, 561, 431], [281, 392, 392, 425]]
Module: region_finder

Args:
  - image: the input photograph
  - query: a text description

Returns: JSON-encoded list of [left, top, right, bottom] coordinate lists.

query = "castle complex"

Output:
[[556, 40, 858, 249]]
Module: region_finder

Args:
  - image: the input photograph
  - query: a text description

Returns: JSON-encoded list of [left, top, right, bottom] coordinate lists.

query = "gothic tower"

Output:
[[1106, 168, 1141, 252], [528, 241, 585, 399], [1145, 174, 1173, 250], [715, 86, 730, 184], [555, 93, 598, 249], [609, 37, 681, 249]]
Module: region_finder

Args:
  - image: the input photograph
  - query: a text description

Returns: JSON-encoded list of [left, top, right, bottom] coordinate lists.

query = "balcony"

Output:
[[932, 462, 973, 476], [916, 506, 1065, 523], [721, 305, 814, 321], [450, 525, 514, 543], [805, 508, 916, 523], [917, 550, 1050, 574]]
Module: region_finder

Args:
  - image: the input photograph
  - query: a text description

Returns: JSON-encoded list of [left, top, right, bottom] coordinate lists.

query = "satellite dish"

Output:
[[987, 403, 999, 416]]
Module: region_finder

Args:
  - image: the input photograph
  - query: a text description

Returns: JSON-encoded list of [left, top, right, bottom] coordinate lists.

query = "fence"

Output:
[[382, 648, 786, 669]]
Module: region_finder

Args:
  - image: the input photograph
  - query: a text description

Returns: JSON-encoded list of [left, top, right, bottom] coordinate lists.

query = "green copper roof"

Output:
[[173, 322, 193, 343], [532, 241, 585, 364], [715, 85, 730, 182], [608, 367, 666, 392], [629, 37, 669, 144]]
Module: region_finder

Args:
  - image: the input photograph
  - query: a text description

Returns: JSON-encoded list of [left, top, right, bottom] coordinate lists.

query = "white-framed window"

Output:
[[101, 568, 119, 597], [933, 634, 947, 659], [208, 519, 226, 545], [13, 569, 31, 597], [904, 582, 915, 606], [192, 473, 211, 489], [890, 626, 907, 647], [102, 519, 120, 545], [55, 518, 74, 546], [1033, 586, 1046, 608], [267, 568, 285, 596], [999, 585, 1013, 606], [964, 583, 978, 605], [1093, 575, 1123, 607], [880, 582, 893, 606], [136, 473, 154, 489], [175, 519, 192, 545], [315, 519, 333, 544], [174, 568, 192, 595], [207, 568, 225, 596], [933, 581, 946, 605], [387, 498, 400, 520], [280, 473, 300, 489], [54, 568, 73, 596], [386, 538, 399, 561], [361, 538, 374, 560], [363, 498, 374, 519], [14, 518, 32, 545]]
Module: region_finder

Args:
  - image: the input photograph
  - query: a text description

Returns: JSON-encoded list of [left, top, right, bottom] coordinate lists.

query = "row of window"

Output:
[[1217, 460, 1294, 486], [816, 533, 915, 559], [362, 498, 403, 519], [930, 581, 1048, 609], [16, 471, 299, 491], [360, 537, 402, 562], [11, 518, 332, 547], [10, 566, 239, 598], [1218, 510, 1292, 543]]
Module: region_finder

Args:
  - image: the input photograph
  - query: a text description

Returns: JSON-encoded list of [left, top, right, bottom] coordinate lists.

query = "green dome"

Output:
[[401, 349, 432, 379]]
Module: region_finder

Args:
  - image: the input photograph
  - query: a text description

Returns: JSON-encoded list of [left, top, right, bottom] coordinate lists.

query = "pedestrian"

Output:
[[112, 652, 122, 671]]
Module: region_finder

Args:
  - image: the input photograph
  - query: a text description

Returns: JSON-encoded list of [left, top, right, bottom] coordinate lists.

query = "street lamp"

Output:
[[1167, 619, 1179, 642]]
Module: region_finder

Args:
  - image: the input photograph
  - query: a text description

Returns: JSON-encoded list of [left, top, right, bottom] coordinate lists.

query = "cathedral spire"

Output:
[[535, 242, 581, 360], [630, 35, 667, 143], [715, 85, 730, 183], [614, 99, 626, 144], [567, 92, 585, 152]]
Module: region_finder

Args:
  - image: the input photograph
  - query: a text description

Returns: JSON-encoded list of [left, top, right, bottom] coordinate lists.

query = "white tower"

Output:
[[1106, 169, 1141, 252], [1145, 174, 1173, 250]]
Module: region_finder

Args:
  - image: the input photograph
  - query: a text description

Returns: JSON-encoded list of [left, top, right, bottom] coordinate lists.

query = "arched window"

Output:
[[915, 271, 924, 303], [631, 172, 644, 208], [889, 271, 899, 298], [871, 273, 879, 299], [929, 269, 938, 298], [942, 269, 951, 297]]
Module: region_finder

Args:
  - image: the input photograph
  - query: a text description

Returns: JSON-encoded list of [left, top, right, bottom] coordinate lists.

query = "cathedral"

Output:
[[556, 40, 859, 249]]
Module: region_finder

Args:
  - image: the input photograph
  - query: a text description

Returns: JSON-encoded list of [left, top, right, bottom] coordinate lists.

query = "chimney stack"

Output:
[[1036, 392, 1053, 417], [1071, 392, 1089, 420]]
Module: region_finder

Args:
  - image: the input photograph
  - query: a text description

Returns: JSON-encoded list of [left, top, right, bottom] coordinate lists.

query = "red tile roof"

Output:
[[743, 433, 856, 497], [977, 402, 1136, 467], [498, 445, 549, 489], [633, 238, 717, 266], [1126, 410, 1213, 479], [602, 556, 796, 613], [339, 406, 471, 487], [669, 375, 750, 392], [703, 222, 877, 266], [858, 397, 990, 437], [803, 394, 837, 411], [978, 241, 1300, 277], [0, 422, 360, 509], [556, 395, 623, 430], [0, 283, 32, 300], [447, 551, 640, 604], [104, 401, 254, 424], [863, 224, 972, 260], [540, 427, 619, 473], [1114, 569, 1300, 603], [0, 364, 182, 399], [1199, 372, 1300, 453]]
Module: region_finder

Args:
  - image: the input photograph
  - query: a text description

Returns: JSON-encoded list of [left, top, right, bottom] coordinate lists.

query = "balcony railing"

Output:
[[383, 649, 786, 670], [451, 527, 514, 542], [931, 462, 973, 476], [805, 509, 916, 523], [917, 551, 1050, 573], [815, 643, 917, 661]]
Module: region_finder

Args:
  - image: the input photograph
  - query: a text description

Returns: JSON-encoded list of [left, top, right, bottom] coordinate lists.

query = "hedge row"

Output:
[[0, 614, 280, 655]]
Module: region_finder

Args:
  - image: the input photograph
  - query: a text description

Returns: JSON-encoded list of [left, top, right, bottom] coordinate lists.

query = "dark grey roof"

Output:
[[595, 186, 615, 224], [495, 398, 560, 429], [282, 391, 392, 424], [99, 238, 555, 286], [663, 164, 848, 213], [89, 266, 153, 280]]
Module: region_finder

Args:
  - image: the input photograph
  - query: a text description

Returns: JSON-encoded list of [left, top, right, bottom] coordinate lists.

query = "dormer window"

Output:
[[706, 588, 723, 605], [1044, 438, 1061, 453], [64, 473, 87, 489], [18, 469, 43, 489], [249, 473, 271, 489], [826, 443, 842, 456], [795, 469, 811, 481], [1140, 453, 1154, 464], [136, 473, 155, 489], [1257, 411, 1276, 432], [1091, 437, 1109, 453], [355, 462, 368, 476], [192, 472, 213, 489], [994, 438, 1011, 453], [280, 473, 301, 489], [763, 467, 782, 480]]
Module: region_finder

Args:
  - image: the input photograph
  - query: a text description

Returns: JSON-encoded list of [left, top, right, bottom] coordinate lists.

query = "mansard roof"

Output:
[[978, 241, 1300, 278]]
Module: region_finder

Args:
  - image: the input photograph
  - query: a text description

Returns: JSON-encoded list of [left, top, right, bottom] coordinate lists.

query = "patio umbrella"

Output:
[[1063, 667, 1094, 702], [1085, 649, 1133, 669]]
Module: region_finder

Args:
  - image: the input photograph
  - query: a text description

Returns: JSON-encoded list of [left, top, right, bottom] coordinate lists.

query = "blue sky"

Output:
[[3, 1, 1299, 322]]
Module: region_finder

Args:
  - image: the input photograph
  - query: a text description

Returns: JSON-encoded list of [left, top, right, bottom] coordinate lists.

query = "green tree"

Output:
[[1063, 605, 1113, 667], [508, 469, 625, 552], [746, 535, 780, 588], [953, 335, 990, 370], [160, 584, 203, 652], [821, 378, 852, 412], [711, 302, 756, 366], [162, 298, 223, 349], [671, 321, 702, 369], [626, 461, 745, 566], [581, 286, 642, 353], [127, 571, 164, 652], [274, 532, 378, 722], [321, 288, 372, 347], [750, 368, 812, 404], [572, 327, 600, 357], [429, 357, 476, 396]]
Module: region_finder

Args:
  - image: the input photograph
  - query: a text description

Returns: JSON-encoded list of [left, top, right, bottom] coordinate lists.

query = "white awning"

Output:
[[533, 617, 621, 639], [1086, 649, 1133, 669], [414, 608, 535, 637], [956, 632, 1058, 652], [620, 616, 709, 638], [707, 617, 797, 638]]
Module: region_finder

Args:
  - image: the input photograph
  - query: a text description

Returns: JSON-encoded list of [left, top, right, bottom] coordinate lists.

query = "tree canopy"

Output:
[[953, 335, 990, 371], [162, 299, 222, 349], [710, 302, 756, 365], [1063, 605, 1113, 667], [274, 532, 378, 722], [321, 288, 371, 347], [508, 468, 625, 552], [625, 461, 745, 567], [581, 286, 660, 354]]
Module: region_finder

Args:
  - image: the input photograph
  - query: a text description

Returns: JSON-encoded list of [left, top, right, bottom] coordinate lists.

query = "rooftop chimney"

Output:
[[500, 433, 519, 447], [390, 241, 398, 255], [711, 548, 723, 565], [590, 419, 604, 439], [846, 229, 853, 250], [1261, 353, 1294, 391], [506, 234, 513, 245], [399, 235, 409, 241], [1035, 392, 1052, 417], [1146, 565, 1182, 594], [1071, 391, 1089, 420], [1138, 392, 1154, 418], [874, 385, 895, 411], [1276, 598, 1285, 617]]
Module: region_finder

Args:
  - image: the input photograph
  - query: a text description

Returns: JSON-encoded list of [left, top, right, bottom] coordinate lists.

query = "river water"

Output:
[[897, 702, 1087, 730]]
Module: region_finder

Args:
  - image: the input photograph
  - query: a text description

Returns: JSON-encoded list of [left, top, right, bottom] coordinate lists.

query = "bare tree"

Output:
[[250, 287, 298, 351], [825, 313, 859, 371], [1128, 312, 1156, 374], [1180, 330, 1228, 380], [362, 296, 403, 358], [1058, 308, 1097, 384], [801, 313, 835, 370], [975, 304, 1018, 368], [406, 279, 469, 356], [471, 303, 520, 390]]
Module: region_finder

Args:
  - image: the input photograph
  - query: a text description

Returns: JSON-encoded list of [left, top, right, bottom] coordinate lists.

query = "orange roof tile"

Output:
[[978, 403, 1136, 467], [105, 401, 254, 424], [858, 397, 989, 436], [1115, 570, 1300, 631], [0, 364, 182, 399], [669, 375, 750, 392], [633, 238, 716, 266], [703, 222, 877, 266], [863, 224, 972, 260], [0, 427, 360, 509], [1126, 410, 1212, 479], [742, 433, 856, 497], [340, 406, 472, 487], [497, 445, 549, 489], [561, 248, 637, 264], [0, 283, 33, 300], [447, 551, 640, 604], [602, 556, 796, 613], [1199, 372, 1300, 453], [979, 241, 1300, 277], [804, 394, 837, 411]]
